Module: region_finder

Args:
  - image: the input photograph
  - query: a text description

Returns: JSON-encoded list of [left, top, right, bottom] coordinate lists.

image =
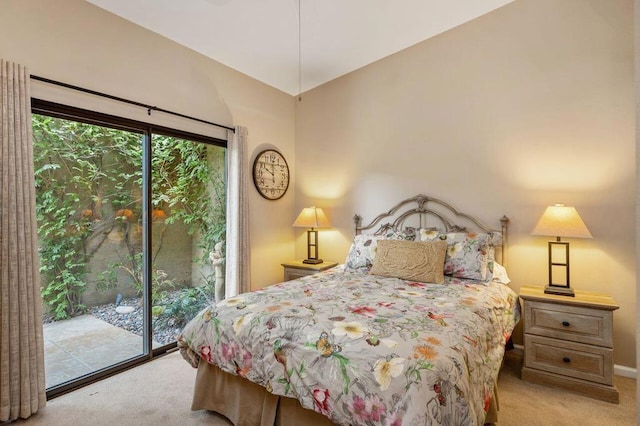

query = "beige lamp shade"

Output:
[[531, 204, 592, 239], [292, 207, 331, 229]]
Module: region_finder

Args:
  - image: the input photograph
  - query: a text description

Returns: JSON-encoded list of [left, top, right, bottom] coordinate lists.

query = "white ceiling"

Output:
[[86, 0, 515, 96]]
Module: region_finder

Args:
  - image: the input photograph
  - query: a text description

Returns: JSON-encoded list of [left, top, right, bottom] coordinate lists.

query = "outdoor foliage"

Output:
[[32, 114, 225, 320], [153, 286, 211, 331]]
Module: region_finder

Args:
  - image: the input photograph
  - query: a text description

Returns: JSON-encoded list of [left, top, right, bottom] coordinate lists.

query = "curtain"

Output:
[[0, 60, 46, 421], [225, 126, 251, 298]]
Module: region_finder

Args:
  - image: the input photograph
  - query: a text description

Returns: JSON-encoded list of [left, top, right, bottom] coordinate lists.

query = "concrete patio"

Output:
[[43, 315, 145, 389]]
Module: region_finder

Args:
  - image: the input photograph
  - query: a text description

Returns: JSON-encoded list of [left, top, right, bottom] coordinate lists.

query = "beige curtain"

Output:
[[225, 126, 251, 297], [0, 59, 47, 421]]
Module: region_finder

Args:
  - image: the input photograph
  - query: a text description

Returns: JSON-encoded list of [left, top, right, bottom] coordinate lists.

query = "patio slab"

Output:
[[43, 315, 144, 388]]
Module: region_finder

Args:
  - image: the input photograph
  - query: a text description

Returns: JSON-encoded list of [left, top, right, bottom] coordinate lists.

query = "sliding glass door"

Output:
[[32, 101, 226, 395], [33, 113, 145, 389], [149, 134, 226, 348]]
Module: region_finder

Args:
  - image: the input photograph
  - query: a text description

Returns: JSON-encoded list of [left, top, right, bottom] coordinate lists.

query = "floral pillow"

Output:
[[419, 230, 501, 281], [344, 229, 414, 273]]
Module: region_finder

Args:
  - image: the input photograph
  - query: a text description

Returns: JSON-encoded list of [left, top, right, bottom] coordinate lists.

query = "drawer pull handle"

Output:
[[562, 357, 571, 363], [561, 321, 570, 327]]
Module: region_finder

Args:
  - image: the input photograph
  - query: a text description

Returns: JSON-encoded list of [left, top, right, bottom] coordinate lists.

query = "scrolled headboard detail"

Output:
[[353, 194, 510, 267]]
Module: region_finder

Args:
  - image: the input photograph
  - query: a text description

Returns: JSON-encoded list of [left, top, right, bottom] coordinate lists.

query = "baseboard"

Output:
[[512, 343, 524, 356], [511, 344, 636, 379], [614, 364, 637, 379]]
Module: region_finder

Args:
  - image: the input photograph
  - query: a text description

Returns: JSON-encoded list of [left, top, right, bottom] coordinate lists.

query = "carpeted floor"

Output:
[[496, 350, 636, 425], [11, 349, 636, 425]]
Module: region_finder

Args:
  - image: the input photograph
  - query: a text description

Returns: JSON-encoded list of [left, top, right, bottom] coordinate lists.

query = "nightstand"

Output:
[[519, 285, 619, 403], [281, 260, 338, 281]]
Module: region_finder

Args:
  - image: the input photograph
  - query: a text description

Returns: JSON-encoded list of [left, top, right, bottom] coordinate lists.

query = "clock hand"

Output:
[[263, 162, 274, 175]]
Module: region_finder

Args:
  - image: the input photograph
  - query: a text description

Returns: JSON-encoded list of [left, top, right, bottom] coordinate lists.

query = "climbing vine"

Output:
[[32, 114, 225, 320]]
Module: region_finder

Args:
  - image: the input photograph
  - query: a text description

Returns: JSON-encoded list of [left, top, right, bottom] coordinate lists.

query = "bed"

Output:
[[178, 194, 520, 425]]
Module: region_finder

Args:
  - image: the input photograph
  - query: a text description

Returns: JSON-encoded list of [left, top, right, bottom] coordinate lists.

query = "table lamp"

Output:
[[293, 206, 331, 264], [531, 204, 592, 296]]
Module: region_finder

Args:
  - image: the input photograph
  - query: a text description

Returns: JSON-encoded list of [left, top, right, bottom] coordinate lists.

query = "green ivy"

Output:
[[32, 114, 225, 320]]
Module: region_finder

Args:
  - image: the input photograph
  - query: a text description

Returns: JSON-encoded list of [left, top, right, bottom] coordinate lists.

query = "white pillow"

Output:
[[491, 262, 511, 284]]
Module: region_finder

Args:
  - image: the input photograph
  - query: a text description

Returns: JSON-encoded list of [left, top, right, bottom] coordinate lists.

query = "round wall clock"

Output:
[[252, 149, 290, 200]]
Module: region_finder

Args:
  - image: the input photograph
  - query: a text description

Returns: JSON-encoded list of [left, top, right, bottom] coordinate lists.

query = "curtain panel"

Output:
[[225, 126, 251, 298], [0, 59, 46, 421]]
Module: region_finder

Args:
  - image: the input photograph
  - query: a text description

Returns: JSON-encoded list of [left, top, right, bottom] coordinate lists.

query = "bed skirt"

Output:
[[192, 361, 499, 425]]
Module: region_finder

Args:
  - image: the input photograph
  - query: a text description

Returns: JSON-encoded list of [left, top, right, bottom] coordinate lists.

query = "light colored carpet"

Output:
[[12, 349, 636, 425], [496, 350, 636, 425]]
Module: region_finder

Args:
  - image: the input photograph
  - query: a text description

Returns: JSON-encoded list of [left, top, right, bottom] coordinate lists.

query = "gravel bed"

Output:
[[89, 291, 184, 346]]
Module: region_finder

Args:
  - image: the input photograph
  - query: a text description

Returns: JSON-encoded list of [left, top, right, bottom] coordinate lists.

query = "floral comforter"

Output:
[[178, 266, 520, 425]]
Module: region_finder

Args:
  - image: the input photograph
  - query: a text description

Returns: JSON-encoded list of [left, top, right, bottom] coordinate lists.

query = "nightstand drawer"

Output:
[[284, 269, 312, 281], [524, 300, 613, 347], [281, 261, 338, 282], [524, 335, 614, 385]]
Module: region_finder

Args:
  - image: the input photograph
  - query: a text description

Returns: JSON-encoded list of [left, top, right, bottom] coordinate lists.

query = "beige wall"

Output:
[[0, 0, 296, 289], [2, 0, 635, 370], [295, 0, 636, 368], [635, 0, 639, 406]]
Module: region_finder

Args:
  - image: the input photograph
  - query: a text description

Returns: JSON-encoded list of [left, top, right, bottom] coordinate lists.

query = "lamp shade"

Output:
[[531, 204, 592, 239], [292, 207, 331, 228]]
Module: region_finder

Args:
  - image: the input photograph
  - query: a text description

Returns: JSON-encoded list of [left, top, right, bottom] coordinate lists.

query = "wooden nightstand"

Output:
[[281, 260, 338, 281], [519, 285, 619, 403]]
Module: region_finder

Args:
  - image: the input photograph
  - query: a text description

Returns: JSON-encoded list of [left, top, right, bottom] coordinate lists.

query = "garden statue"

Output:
[[209, 241, 225, 303]]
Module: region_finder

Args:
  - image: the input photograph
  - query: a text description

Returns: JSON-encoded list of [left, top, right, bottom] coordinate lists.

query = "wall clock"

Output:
[[252, 149, 290, 200]]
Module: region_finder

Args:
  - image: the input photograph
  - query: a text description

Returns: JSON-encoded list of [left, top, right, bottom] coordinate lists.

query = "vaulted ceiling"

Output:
[[87, 0, 515, 95]]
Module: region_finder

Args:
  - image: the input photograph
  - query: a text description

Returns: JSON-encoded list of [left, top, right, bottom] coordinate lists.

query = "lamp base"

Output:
[[544, 285, 575, 297], [303, 258, 323, 265]]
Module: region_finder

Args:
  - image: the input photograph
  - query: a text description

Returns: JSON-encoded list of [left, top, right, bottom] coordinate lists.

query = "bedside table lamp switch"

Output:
[[293, 206, 331, 264], [531, 204, 592, 297]]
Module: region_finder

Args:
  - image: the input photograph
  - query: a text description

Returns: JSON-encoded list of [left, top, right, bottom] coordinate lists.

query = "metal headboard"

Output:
[[353, 194, 510, 267]]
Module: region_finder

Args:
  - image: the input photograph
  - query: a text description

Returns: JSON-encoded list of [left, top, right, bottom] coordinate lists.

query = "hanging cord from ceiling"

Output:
[[297, 0, 302, 102]]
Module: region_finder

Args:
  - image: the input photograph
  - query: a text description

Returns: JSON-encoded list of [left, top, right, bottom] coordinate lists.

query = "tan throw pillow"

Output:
[[369, 240, 447, 284]]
